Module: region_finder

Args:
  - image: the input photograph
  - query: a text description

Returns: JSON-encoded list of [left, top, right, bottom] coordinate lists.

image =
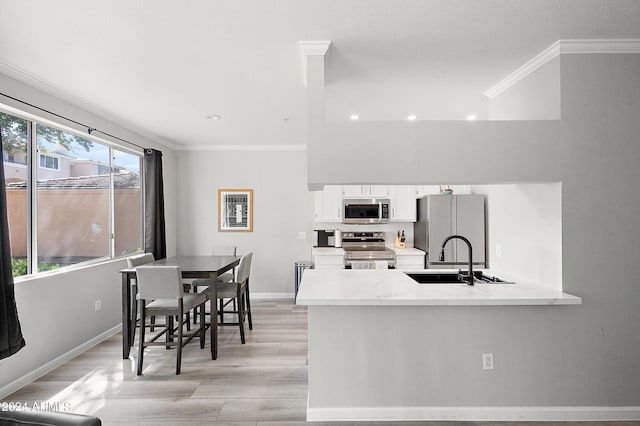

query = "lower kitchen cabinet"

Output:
[[312, 247, 345, 269], [390, 247, 426, 270]]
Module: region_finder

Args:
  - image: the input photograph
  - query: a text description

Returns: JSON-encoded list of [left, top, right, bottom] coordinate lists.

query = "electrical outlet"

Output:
[[495, 245, 502, 258], [298, 232, 307, 240], [94, 300, 102, 312], [482, 353, 494, 370]]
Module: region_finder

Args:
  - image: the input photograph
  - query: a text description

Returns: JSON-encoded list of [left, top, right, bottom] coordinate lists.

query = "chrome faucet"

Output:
[[439, 235, 474, 285]]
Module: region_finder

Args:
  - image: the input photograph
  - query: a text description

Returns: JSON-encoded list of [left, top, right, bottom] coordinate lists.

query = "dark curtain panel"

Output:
[[144, 149, 166, 260], [0, 130, 26, 359]]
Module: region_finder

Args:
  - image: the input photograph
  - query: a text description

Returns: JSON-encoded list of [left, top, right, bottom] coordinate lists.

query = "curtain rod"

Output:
[[0, 91, 145, 151]]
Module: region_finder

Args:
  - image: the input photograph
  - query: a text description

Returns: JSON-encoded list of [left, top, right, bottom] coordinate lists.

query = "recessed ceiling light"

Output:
[[407, 114, 417, 121], [206, 114, 221, 120], [466, 114, 477, 121], [350, 114, 359, 121]]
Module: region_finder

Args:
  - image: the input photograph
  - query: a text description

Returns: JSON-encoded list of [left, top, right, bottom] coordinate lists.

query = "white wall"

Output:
[[0, 72, 178, 395], [305, 52, 640, 409], [175, 149, 314, 296], [488, 56, 561, 120], [472, 183, 562, 290]]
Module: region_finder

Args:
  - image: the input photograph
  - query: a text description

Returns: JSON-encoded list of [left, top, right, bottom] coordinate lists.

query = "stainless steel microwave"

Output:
[[343, 198, 390, 224]]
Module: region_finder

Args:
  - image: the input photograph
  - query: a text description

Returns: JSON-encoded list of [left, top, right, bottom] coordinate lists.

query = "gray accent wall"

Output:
[[306, 53, 640, 406], [175, 149, 315, 295]]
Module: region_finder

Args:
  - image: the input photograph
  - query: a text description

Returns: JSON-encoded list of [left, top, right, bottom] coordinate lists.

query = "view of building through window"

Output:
[[1, 111, 143, 277]]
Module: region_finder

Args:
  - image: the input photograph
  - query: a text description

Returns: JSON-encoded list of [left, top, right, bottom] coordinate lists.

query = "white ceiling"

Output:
[[1, 0, 639, 148]]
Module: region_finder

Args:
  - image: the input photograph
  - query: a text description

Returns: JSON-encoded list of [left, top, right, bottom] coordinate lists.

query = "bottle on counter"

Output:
[[334, 229, 342, 248]]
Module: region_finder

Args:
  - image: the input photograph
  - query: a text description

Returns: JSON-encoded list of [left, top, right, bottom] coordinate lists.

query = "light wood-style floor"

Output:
[[2, 299, 639, 425]]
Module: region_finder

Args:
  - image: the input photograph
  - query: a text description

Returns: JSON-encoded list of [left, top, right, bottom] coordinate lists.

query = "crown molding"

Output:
[[484, 39, 640, 99], [299, 41, 331, 88], [0, 58, 178, 151], [175, 144, 307, 152]]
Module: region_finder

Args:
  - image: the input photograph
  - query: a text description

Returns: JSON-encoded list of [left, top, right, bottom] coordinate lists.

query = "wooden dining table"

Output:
[[118, 255, 241, 359]]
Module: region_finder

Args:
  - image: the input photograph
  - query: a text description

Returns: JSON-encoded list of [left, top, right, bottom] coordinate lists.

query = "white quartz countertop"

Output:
[[312, 247, 425, 256], [311, 247, 345, 255], [387, 246, 425, 256], [296, 269, 581, 306]]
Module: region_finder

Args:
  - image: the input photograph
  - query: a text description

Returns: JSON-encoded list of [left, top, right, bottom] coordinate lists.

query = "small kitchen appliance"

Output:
[[314, 229, 335, 247], [343, 198, 390, 224]]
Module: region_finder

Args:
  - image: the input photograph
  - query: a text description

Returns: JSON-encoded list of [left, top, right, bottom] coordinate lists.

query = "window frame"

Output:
[[1, 104, 145, 279]]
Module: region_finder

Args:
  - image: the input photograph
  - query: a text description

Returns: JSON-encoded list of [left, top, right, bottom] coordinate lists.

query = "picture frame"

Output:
[[218, 188, 253, 232]]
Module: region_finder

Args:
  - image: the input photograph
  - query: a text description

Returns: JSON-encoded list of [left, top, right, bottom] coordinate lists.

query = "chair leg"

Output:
[[150, 315, 156, 332], [245, 281, 252, 330], [136, 301, 146, 375], [166, 316, 174, 349], [192, 285, 199, 324], [237, 291, 245, 344], [199, 302, 205, 349], [210, 296, 218, 360], [219, 298, 224, 324], [176, 306, 183, 375], [131, 284, 138, 340]]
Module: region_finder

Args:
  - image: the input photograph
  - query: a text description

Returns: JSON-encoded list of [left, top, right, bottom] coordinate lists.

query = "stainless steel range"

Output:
[[342, 231, 396, 268]]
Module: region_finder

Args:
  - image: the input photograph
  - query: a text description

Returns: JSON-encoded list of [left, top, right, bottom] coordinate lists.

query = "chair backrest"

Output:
[[212, 245, 237, 256], [135, 265, 184, 300], [127, 253, 155, 268], [236, 252, 253, 284]]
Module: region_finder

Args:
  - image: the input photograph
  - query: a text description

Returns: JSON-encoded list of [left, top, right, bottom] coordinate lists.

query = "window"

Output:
[[39, 154, 59, 170], [1, 110, 144, 277], [113, 149, 142, 256], [1, 112, 28, 277]]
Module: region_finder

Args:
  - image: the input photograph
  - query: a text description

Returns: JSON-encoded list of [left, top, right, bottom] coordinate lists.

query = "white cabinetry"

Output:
[[315, 184, 419, 223], [389, 185, 417, 222], [312, 248, 345, 269], [416, 185, 440, 198], [416, 185, 472, 197], [314, 185, 342, 222], [342, 185, 389, 198], [390, 247, 426, 270]]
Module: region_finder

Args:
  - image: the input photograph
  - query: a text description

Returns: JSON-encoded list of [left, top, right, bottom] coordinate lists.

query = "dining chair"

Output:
[[127, 253, 155, 332], [216, 252, 253, 344], [192, 245, 237, 325], [211, 245, 237, 283], [134, 265, 209, 375]]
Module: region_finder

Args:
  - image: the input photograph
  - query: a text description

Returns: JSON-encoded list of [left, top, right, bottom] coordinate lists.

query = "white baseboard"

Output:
[[307, 405, 640, 422], [251, 293, 295, 299], [0, 324, 121, 400]]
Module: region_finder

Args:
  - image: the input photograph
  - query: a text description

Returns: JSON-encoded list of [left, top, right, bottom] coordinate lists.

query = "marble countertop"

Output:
[[312, 247, 425, 256], [296, 269, 582, 306], [387, 246, 426, 255], [311, 247, 345, 255]]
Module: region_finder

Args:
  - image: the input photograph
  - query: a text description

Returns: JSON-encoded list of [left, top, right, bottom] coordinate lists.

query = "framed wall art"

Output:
[[218, 188, 253, 232]]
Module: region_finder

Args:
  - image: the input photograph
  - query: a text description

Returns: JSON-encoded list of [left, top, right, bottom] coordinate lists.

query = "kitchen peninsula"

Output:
[[296, 269, 581, 422]]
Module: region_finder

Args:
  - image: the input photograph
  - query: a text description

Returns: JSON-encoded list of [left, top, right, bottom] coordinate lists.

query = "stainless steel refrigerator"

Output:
[[414, 194, 486, 268]]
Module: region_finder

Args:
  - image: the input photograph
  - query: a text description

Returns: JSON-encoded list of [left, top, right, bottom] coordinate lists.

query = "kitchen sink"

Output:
[[405, 271, 515, 284]]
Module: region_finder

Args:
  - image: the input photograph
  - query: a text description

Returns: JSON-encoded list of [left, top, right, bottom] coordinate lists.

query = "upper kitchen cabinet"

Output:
[[416, 185, 472, 197], [342, 185, 389, 198], [389, 185, 417, 222], [314, 185, 342, 222]]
